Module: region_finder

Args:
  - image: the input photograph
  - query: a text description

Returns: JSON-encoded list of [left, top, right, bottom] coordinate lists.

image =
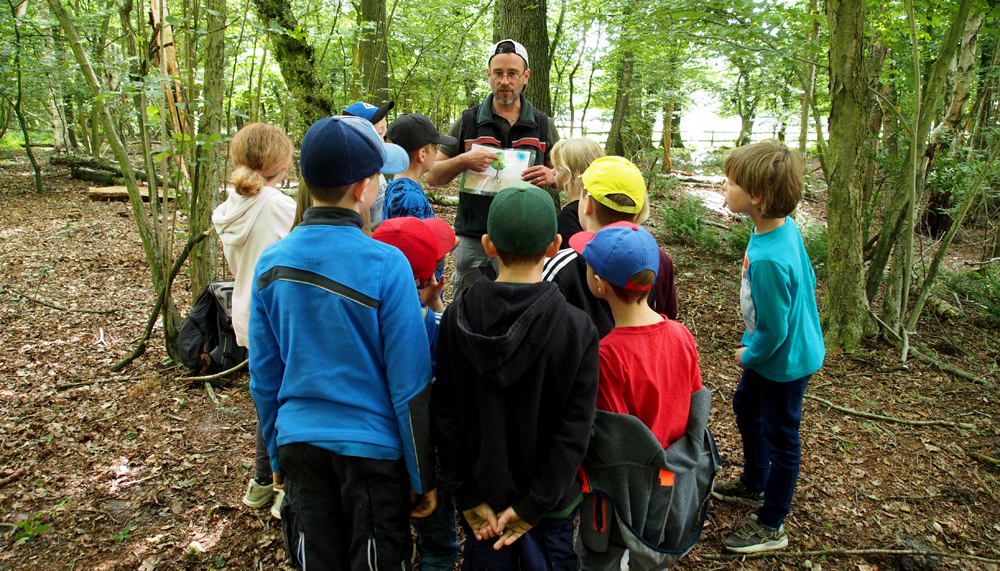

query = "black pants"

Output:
[[278, 443, 413, 570]]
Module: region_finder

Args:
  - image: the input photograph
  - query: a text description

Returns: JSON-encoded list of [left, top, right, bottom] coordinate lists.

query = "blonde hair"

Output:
[[551, 138, 604, 202], [229, 122, 293, 197], [723, 139, 804, 218]]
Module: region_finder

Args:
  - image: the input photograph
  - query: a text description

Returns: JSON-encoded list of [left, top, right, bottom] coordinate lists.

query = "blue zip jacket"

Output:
[[249, 207, 435, 493], [739, 217, 825, 381]]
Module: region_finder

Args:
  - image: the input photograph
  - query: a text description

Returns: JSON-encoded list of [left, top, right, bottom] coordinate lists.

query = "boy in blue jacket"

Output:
[[249, 115, 437, 569], [712, 139, 825, 553]]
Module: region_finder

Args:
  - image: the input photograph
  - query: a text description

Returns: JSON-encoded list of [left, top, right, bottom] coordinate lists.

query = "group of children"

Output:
[[213, 101, 824, 570]]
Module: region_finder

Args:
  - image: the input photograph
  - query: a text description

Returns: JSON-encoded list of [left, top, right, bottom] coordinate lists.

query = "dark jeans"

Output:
[[459, 511, 577, 571], [410, 461, 458, 571], [732, 369, 811, 529], [253, 419, 273, 484], [278, 443, 412, 570]]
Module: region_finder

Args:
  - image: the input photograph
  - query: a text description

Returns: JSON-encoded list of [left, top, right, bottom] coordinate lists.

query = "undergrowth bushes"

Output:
[[656, 195, 828, 274], [945, 268, 1000, 324]]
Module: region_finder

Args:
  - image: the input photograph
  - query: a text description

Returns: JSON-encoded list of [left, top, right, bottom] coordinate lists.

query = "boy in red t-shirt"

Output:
[[571, 221, 702, 448], [570, 221, 703, 570]]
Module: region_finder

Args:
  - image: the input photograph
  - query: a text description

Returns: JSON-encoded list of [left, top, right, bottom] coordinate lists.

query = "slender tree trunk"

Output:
[[799, 0, 819, 154], [821, 0, 872, 351], [661, 100, 673, 172], [923, 13, 982, 237], [494, 0, 551, 116], [48, 0, 182, 361], [865, 0, 975, 301], [7, 3, 43, 193], [190, 0, 226, 297], [606, 51, 633, 156], [358, 0, 389, 102]]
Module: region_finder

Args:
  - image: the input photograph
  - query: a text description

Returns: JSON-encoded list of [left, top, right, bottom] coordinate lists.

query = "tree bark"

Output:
[[821, 0, 872, 351], [661, 100, 673, 172], [494, 0, 551, 116], [865, 0, 975, 301], [358, 0, 390, 102], [252, 0, 336, 136], [799, 0, 819, 155], [606, 51, 633, 156], [48, 0, 183, 362], [923, 13, 982, 237], [190, 0, 226, 296]]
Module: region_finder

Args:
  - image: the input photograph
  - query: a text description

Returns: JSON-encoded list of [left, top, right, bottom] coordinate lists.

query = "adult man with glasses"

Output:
[[427, 39, 561, 298]]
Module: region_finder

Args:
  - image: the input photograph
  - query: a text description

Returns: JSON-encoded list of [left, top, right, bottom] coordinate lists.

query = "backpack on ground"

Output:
[[179, 281, 248, 383]]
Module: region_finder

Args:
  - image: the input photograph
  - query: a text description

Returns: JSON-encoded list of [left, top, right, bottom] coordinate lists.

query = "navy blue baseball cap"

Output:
[[569, 221, 659, 290], [299, 115, 408, 187]]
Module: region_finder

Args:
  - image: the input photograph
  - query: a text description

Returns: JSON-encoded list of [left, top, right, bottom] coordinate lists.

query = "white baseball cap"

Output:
[[488, 39, 529, 69]]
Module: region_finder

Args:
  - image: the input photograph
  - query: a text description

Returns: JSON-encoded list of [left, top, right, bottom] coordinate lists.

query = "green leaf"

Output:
[[165, 15, 182, 26]]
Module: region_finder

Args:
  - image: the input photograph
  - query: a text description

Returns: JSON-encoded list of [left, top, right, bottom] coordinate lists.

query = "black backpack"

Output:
[[179, 281, 248, 381]]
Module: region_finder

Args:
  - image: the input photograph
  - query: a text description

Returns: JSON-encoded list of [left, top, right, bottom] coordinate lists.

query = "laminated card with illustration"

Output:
[[458, 145, 535, 196]]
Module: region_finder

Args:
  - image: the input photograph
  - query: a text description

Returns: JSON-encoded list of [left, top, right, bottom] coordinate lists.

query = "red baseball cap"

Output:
[[372, 217, 456, 283]]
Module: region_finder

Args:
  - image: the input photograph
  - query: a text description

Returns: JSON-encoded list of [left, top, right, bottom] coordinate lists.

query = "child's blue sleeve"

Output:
[[248, 265, 285, 475], [741, 259, 792, 369], [379, 253, 436, 494]]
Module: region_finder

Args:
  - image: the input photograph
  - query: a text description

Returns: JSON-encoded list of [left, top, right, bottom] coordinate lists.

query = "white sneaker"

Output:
[[270, 488, 285, 519], [242, 478, 274, 509]]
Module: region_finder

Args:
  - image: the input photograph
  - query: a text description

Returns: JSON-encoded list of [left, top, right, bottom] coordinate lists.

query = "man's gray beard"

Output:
[[493, 89, 520, 106]]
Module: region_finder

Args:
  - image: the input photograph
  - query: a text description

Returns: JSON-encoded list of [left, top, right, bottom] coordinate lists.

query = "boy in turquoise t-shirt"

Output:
[[712, 139, 825, 554]]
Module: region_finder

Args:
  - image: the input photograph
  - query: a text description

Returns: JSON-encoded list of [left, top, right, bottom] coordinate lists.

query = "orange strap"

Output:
[[659, 469, 674, 487]]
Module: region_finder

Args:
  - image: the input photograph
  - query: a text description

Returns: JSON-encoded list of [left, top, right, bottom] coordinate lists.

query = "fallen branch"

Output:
[[971, 452, 1000, 466], [806, 394, 975, 430], [56, 377, 132, 391], [427, 192, 459, 207], [701, 548, 1000, 564], [0, 467, 27, 489], [869, 310, 987, 385], [205, 382, 220, 406], [966, 257, 1000, 266], [110, 228, 214, 372], [182, 359, 248, 383], [4, 285, 118, 314]]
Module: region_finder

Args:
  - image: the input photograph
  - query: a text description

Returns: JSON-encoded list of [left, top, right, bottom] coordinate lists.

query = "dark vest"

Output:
[[454, 96, 550, 238]]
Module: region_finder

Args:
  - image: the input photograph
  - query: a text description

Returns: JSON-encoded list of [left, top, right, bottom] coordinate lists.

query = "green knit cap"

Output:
[[487, 182, 557, 255]]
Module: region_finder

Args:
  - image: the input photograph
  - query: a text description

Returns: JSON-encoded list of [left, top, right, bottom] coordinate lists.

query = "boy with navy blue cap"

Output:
[[570, 222, 705, 570], [431, 182, 599, 570], [249, 114, 437, 570]]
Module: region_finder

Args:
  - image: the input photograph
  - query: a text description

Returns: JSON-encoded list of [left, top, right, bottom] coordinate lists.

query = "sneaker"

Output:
[[723, 514, 788, 553], [242, 478, 274, 509], [270, 488, 285, 519], [711, 479, 765, 508]]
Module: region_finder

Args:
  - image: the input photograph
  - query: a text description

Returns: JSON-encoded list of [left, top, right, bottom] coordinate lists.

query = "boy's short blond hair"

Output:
[[723, 139, 804, 219]]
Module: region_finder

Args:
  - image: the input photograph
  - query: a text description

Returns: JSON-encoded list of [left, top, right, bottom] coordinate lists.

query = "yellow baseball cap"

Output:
[[580, 156, 645, 214]]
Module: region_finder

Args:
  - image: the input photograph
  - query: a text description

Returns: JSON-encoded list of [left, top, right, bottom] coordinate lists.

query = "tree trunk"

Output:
[[358, 0, 390, 102], [606, 51, 633, 156], [6, 3, 43, 193], [923, 13, 982, 238], [821, 0, 872, 352], [48, 0, 183, 362], [661, 100, 673, 172], [190, 0, 226, 297], [252, 0, 336, 136], [494, 0, 551, 116], [799, 0, 819, 155], [864, 0, 975, 302]]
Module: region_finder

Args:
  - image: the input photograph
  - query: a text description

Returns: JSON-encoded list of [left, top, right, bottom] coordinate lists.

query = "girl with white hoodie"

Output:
[[212, 122, 296, 519]]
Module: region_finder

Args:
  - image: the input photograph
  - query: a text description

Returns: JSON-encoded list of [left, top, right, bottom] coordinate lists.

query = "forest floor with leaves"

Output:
[[1, 150, 998, 571]]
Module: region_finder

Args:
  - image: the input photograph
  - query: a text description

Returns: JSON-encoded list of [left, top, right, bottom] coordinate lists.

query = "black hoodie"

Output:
[[431, 278, 600, 526]]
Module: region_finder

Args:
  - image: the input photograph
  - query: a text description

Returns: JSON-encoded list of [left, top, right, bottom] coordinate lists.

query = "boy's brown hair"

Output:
[[594, 194, 645, 226], [495, 248, 546, 268], [407, 143, 436, 165], [305, 180, 355, 204], [723, 139, 804, 219], [607, 269, 655, 304]]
